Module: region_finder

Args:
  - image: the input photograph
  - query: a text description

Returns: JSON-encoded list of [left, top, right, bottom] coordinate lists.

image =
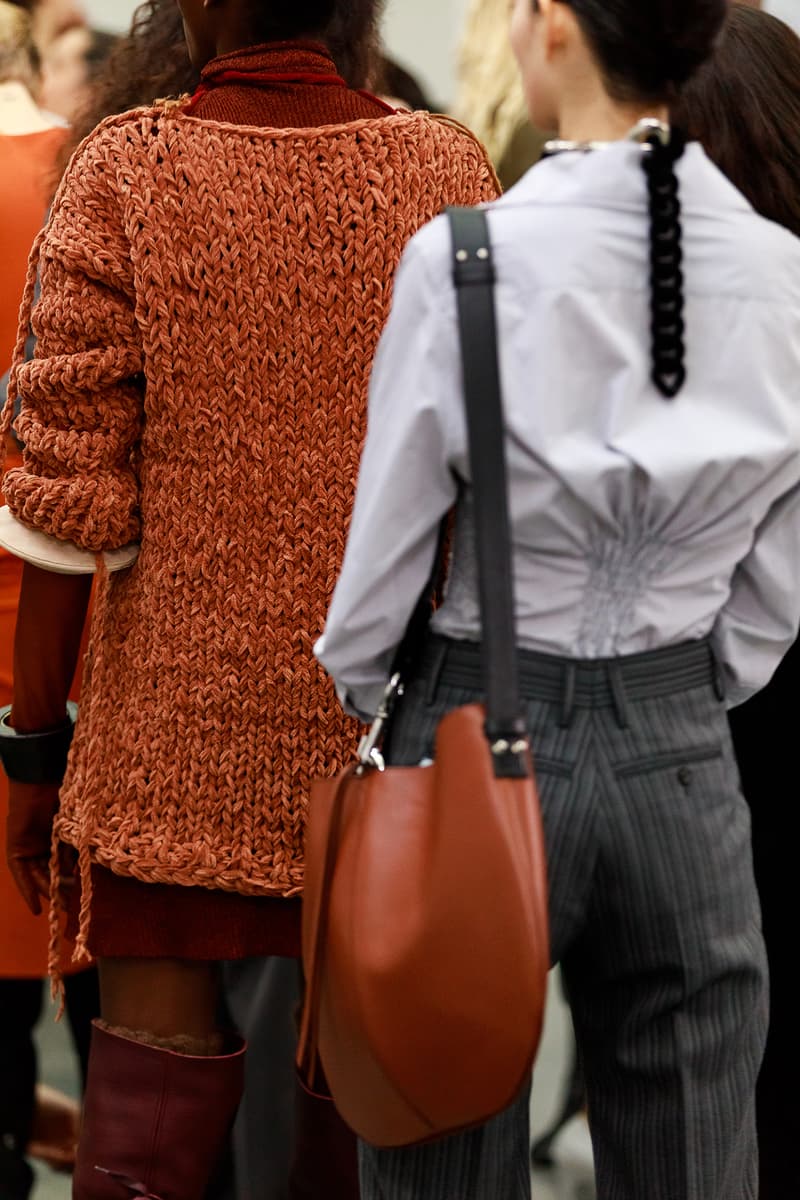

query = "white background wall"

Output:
[[81, 0, 471, 105], [765, 0, 800, 26], [382, 0, 470, 106], [80, 0, 147, 30], [74, 0, 800, 105]]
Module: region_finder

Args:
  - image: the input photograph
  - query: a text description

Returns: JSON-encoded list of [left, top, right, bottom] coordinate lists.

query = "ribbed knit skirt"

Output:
[[65, 865, 302, 960]]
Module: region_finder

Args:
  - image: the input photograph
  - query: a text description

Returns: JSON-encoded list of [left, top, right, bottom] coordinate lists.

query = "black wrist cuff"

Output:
[[0, 702, 78, 785]]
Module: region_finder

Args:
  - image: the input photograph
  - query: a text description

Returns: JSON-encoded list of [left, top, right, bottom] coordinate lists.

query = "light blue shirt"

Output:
[[316, 141, 800, 719]]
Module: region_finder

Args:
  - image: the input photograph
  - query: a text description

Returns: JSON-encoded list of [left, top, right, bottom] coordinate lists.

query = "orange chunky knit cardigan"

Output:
[[3, 100, 498, 951]]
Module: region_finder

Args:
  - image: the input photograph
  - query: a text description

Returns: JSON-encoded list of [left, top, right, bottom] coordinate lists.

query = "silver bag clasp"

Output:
[[356, 673, 404, 773]]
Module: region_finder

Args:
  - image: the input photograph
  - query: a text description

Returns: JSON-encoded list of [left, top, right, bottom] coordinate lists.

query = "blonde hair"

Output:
[[0, 1, 38, 87], [454, 0, 529, 166]]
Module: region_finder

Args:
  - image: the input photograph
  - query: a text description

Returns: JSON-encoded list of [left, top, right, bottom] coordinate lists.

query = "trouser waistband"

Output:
[[417, 635, 724, 730]]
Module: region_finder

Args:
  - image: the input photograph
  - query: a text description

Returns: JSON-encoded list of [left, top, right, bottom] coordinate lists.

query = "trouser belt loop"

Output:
[[423, 638, 449, 706], [557, 662, 577, 729], [608, 662, 630, 730], [708, 642, 726, 702]]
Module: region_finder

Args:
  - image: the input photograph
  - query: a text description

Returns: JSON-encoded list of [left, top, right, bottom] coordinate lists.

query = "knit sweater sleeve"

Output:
[[3, 129, 144, 553], [432, 116, 502, 206]]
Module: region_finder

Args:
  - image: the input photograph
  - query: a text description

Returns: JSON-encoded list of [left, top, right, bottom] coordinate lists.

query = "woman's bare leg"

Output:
[[74, 958, 244, 1199], [98, 958, 219, 1046]]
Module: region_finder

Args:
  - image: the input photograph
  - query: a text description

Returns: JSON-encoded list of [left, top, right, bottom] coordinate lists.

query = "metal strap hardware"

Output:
[[491, 738, 529, 757], [357, 674, 404, 772]]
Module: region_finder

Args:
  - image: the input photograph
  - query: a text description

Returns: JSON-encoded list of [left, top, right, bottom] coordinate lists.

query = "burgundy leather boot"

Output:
[[72, 1021, 245, 1200]]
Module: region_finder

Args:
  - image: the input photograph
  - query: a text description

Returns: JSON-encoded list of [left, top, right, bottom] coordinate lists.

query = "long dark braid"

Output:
[[642, 128, 688, 398], [551, 0, 727, 399]]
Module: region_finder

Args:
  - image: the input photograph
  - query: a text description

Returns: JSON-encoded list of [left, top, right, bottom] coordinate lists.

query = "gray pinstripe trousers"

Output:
[[358, 637, 767, 1200]]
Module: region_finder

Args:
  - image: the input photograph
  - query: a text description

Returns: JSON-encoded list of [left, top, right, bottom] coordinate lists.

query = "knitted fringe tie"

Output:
[[47, 553, 110, 1004]]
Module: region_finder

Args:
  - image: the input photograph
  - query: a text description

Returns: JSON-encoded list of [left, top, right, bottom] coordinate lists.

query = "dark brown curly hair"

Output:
[[327, 0, 385, 93], [64, 0, 195, 156], [65, 0, 384, 159], [674, 3, 800, 239]]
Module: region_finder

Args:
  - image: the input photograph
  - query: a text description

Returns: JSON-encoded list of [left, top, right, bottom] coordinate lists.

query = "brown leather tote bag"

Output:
[[298, 207, 550, 1149]]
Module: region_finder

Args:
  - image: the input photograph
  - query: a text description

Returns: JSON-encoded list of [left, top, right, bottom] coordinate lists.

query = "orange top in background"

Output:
[[0, 124, 70, 978], [0, 126, 64, 373], [0, 452, 86, 978]]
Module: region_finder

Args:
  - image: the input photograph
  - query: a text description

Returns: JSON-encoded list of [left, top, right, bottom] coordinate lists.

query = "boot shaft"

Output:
[[73, 1022, 245, 1200]]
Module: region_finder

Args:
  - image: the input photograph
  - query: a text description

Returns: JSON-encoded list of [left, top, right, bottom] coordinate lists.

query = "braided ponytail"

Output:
[[554, 0, 727, 398], [642, 127, 688, 398]]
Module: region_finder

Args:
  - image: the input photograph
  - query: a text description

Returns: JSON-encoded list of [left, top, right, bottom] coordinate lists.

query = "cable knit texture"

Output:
[[1, 95, 498, 948]]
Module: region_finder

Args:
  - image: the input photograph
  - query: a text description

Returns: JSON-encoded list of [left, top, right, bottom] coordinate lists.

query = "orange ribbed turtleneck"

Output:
[[188, 41, 391, 128]]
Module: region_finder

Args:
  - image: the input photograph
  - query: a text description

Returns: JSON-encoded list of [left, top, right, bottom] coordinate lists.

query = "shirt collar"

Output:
[[499, 139, 754, 219]]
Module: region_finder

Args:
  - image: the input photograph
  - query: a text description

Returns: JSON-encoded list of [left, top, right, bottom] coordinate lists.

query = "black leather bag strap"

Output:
[[448, 206, 528, 779]]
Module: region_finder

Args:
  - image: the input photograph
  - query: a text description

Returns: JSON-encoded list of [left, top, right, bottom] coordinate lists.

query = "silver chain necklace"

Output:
[[542, 117, 671, 157]]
